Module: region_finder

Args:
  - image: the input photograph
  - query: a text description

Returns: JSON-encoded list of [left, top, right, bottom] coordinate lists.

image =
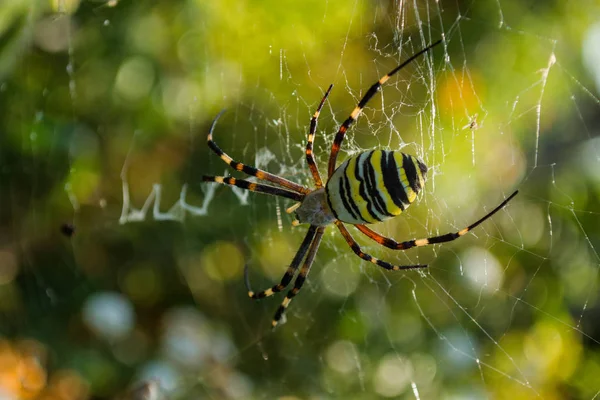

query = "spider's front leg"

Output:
[[206, 110, 310, 194], [202, 175, 304, 202], [306, 84, 333, 188], [326, 40, 442, 177]]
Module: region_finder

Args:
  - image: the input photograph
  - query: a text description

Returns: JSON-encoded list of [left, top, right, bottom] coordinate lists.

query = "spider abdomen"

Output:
[[325, 150, 427, 225]]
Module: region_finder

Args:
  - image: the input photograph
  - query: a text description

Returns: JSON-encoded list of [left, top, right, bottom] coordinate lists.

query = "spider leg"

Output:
[[207, 110, 310, 194], [355, 190, 518, 250], [272, 226, 325, 328], [245, 225, 318, 299], [327, 40, 442, 178], [202, 175, 305, 202], [335, 221, 427, 271], [307, 84, 333, 188]]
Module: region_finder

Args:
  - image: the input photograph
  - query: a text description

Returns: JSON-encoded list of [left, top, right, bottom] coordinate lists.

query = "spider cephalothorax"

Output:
[[294, 188, 336, 227], [203, 39, 518, 328]]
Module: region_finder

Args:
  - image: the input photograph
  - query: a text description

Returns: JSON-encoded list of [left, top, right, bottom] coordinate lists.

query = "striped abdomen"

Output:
[[325, 150, 427, 224]]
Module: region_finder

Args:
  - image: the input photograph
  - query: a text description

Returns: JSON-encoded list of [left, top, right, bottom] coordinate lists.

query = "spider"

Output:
[[203, 40, 518, 328]]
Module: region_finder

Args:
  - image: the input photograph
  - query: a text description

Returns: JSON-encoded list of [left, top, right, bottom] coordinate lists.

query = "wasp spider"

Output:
[[203, 40, 518, 328]]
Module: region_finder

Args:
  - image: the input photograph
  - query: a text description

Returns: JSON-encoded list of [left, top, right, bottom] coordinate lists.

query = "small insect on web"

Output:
[[202, 39, 519, 329]]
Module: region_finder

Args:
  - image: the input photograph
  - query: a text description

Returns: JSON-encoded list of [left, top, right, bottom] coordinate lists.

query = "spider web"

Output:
[[1, 0, 600, 399]]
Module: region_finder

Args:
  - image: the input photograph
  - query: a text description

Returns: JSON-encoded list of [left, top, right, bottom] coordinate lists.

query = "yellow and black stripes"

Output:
[[272, 226, 325, 327], [327, 39, 442, 178], [207, 110, 310, 195], [325, 150, 427, 225], [355, 190, 519, 250], [306, 84, 333, 188], [245, 225, 318, 300], [245, 225, 326, 328], [202, 175, 304, 202], [335, 221, 427, 271]]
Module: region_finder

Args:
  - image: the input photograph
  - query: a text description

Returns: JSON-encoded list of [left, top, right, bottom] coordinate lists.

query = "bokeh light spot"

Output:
[[202, 241, 244, 282], [582, 22, 600, 93], [83, 292, 135, 341], [122, 266, 162, 306], [115, 57, 155, 102], [437, 70, 484, 119], [325, 340, 360, 374], [161, 77, 201, 120], [67, 166, 100, 203], [257, 233, 295, 279], [138, 361, 180, 395], [161, 307, 211, 368], [373, 353, 413, 397], [34, 16, 72, 53], [461, 247, 504, 294], [321, 257, 360, 298]]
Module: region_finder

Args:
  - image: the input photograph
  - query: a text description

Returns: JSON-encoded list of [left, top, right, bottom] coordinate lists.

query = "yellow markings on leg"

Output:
[[247, 291, 255, 297], [220, 154, 233, 164], [307, 133, 314, 143], [379, 75, 390, 85], [370, 257, 379, 265], [458, 228, 469, 236], [415, 239, 429, 247], [350, 106, 362, 120], [312, 110, 320, 118], [214, 176, 224, 183], [286, 203, 301, 214], [272, 298, 293, 326], [291, 220, 300, 227], [248, 183, 257, 190], [264, 288, 274, 297]]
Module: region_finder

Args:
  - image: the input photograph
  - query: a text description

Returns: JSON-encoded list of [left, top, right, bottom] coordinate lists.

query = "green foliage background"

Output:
[[0, 0, 599, 399]]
